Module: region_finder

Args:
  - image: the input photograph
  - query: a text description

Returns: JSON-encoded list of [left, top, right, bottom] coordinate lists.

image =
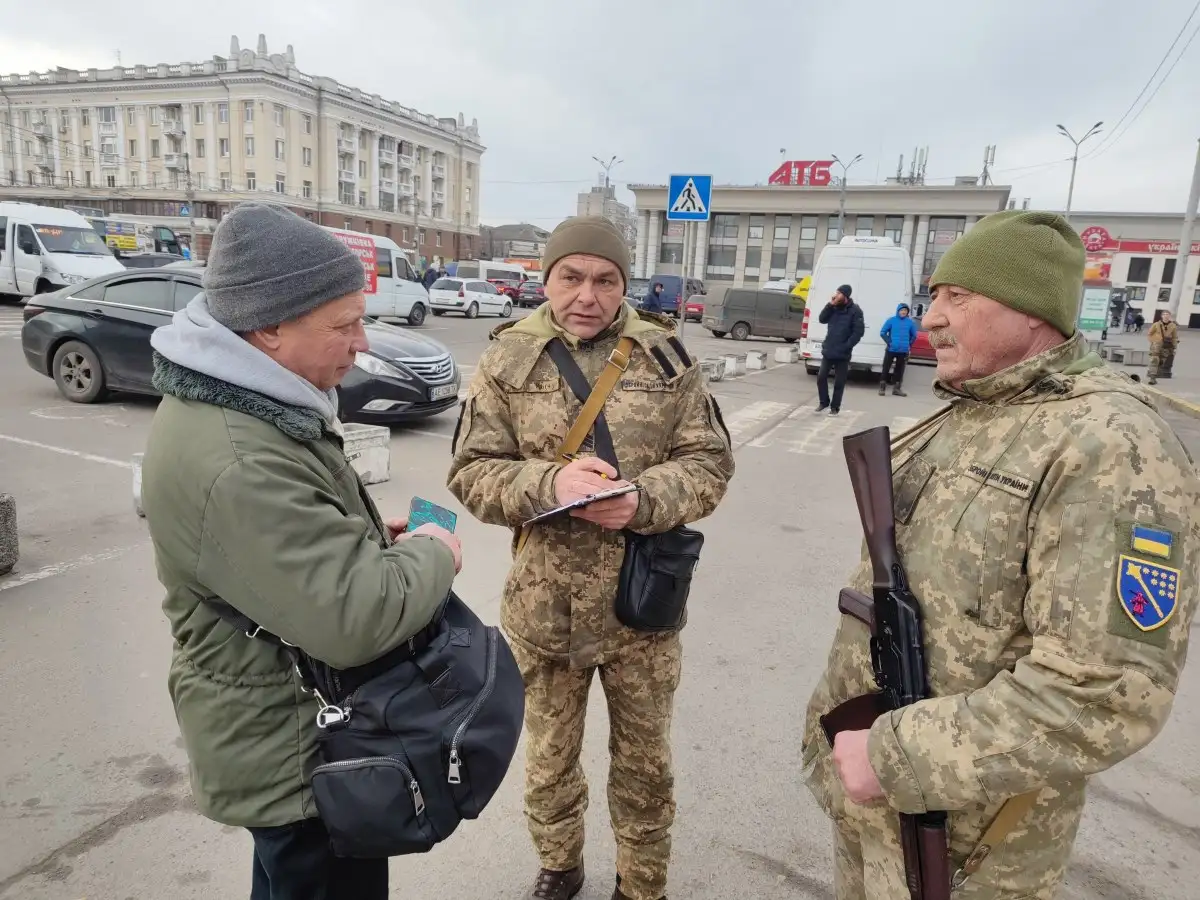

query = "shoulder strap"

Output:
[[545, 338, 620, 473], [515, 336, 634, 554]]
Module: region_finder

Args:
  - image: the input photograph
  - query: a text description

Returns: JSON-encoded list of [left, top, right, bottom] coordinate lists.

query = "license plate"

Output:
[[430, 383, 459, 401]]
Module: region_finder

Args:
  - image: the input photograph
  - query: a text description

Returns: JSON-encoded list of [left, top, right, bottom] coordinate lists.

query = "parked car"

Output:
[[20, 269, 461, 423], [683, 295, 704, 322], [908, 314, 937, 364], [626, 277, 651, 304], [644, 274, 705, 316], [701, 285, 804, 342], [116, 252, 187, 269], [489, 278, 523, 301], [518, 280, 546, 308], [428, 277, 513, 318]]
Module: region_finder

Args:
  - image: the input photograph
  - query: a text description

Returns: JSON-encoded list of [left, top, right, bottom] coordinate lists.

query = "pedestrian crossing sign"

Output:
[[667, 174, 712, 222]]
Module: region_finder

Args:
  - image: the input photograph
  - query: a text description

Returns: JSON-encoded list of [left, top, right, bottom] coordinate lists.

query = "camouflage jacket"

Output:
[[802, 332, 1198, 890], [1149, 319, 1178, 347], [447, 302, 735, 667]]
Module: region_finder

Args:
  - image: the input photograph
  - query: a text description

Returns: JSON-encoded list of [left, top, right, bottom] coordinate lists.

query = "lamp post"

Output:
[[832, 153, 863, 239], [592, 155, 622, 190], [1056, 121, 1103, 220]]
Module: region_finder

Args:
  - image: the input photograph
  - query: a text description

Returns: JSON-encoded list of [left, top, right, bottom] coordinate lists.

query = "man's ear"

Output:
[[246, 324, 283, 351]]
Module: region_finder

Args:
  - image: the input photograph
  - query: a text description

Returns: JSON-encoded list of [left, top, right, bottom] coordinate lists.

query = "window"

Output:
[[770, 247, 789, 277], [827, 215, 841, 242], [193, 104, 204, 125], [81, 109, 90, 126], [149, 107, 159, 125], [275, 140, 285, 161], [1126, 286, 1146, 302], [885, 216, 904, 244], [83, 140, 92, 158], [246, 171, 256, 190], [129, 171, 138, 187], [743, 246, 762, 278], [1162, 259, 1177, 285], [855, 216, 875, 236], [245, 136, 255, 156], [220, 172, 231, 190], [244, 101, 255, 123], [359, 160, 368, 178], [773, 218, 791, 243], [59, 108, 69, 124], [274, 104, 285, 126], [1157, 287, 1171, 303], [302, 147, 312, 166], [150, 139, 160, 158], [303, 115, 312, 134], [275, 175, 286, 194], [173, 280, 204, 310], [195, 138, 205, 158], [359, 190, 367, 206], [84, 171, 92, 187], [98, 106, 116, 123], [303, 180, 312, 199], [218, 103, 229, 124], [1127, 257, 1152, 283], [106, 174, 117, 188], [127, 108, 136, 126], [195, 173, 205, 189], [128, 139, 137, 157], [659, 242, 682, 264], [796, 248, 814, 273], [219, 138, 230, 158], [375, 247, 393, 278], [465, 186, 471, 203], [709, 213, 739, 240], [1194, 289, 1200, 305], [150, 173, 159, 187], [436, 231, 443, 247], [103, 277, 173, 311], [799, 215, 818, 243]]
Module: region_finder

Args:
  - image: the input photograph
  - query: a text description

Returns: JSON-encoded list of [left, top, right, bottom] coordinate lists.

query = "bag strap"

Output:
[[196, 594, 322, 696], [952, 791, 1039, 888], [515, 336, 634, 555], [545, 338, 621, 473]]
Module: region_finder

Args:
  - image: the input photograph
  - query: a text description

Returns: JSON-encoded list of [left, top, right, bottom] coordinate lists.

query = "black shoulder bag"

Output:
[[544, 338, 704, 633]]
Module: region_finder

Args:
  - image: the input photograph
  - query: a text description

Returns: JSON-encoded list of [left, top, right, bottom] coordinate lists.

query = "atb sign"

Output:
[[667, 174, 712, 222]]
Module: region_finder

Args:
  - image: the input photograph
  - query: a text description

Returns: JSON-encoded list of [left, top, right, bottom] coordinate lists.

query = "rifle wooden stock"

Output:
[[838, 588, 876, 631], [819, 691, 889, 746], [842, 426, 901, 590]]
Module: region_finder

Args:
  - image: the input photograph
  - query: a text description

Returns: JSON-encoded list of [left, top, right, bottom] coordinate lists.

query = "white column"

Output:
[[116, 111, 128, 187], [964, 215, 978, 233], [646, 211, 662, 274], [370, 136, 380, 210], [635, 210, 650, 278], [911, 215, 930, 290], [692, 218, 708, 280], [137, 107, 149, 189], [71, 114, 82, 186], [52, 110, 64, 183], [900, 214, 915, 254]]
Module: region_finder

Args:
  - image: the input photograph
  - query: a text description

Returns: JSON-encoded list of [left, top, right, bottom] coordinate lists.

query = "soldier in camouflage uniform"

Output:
[[1147, 309, 1178, 384], [802, 210, 1198, 899], [447, 216, 735, 900]]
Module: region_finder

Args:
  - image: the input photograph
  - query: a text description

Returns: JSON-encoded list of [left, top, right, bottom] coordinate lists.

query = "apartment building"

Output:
[[0, 35, 484, 262]]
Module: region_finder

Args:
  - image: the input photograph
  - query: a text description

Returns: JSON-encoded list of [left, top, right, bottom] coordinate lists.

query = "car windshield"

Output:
[[34, 224, 111, 255], [432, 278, 463, 290]]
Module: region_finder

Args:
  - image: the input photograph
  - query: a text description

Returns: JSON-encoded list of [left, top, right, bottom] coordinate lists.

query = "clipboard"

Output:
[[520, 483, 640, 528]]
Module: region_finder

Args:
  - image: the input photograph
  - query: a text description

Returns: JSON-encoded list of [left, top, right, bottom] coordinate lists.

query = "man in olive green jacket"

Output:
[[141, 202, 461, 900]]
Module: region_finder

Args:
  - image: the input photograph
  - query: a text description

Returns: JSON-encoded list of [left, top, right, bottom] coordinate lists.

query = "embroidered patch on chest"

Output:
[[963, 463, 1034, 499]]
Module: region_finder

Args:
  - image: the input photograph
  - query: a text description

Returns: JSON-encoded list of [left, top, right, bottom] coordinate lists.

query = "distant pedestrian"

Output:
[[1148, 310, 1179, 384], [423, 265, 440, 290], [1135, 312, 1145, 332], [642, 281, 664, 314], [877, 302, 917, 396], [815, 284, 864, 415]]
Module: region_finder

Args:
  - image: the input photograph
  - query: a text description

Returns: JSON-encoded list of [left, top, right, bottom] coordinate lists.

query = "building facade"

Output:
[[0, 35, 484, 262], [577, 180, 636, 250]]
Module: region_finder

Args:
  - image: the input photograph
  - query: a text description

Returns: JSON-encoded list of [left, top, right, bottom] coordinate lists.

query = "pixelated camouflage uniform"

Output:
[[802, 332, 1199, 900], [447, 300, 735, 900], [1148, 318, 1178, 380]]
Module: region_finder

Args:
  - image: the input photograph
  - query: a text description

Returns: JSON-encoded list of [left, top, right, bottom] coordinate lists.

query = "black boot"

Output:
[[878, 383, 887, 395], [531, 864, 585, 900], [892, 385, 907, 396]]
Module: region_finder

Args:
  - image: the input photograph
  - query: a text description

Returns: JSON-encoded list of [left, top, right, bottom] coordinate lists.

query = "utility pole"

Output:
[[832, 153, 863, 239], [592, 154, 621, 190], [1166, 138, 1200, 323], [1056, 121, 1103, 220], [182, 126, 197, 259]]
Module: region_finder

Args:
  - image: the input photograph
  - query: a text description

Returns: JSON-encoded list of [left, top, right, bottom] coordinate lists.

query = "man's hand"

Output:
[[395, 522, 462, 574], [554, 456, 618, 506], [384, 517, 408, 542], [570, 486, 639, 531], [832, 729, 884, 804]]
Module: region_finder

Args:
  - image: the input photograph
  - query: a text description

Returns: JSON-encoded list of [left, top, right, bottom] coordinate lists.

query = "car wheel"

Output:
[[466, 302, 479, 319], [783, 337, 798, 344], [35, 280, 55, 294], [407, 303, 426, 327], [500, 302, 512, 318], [711, 331, 727, 338], [805, 364, 818, 376], [432, 309, 445, 317], [730, 321, 751, 341], [53, 340, 107, 403]]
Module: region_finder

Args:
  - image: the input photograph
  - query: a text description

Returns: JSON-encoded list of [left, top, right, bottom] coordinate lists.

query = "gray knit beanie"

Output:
[[202, 202, 367, 332]]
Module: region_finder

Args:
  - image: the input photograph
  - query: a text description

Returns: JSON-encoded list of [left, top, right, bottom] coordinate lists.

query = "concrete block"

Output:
[[343, 423, 391, 485], [1125, 348, 1149, 366], [746, 351, 767, 370], [1107, 347, 1126, 364], [132, 453, 145, 518], [700, 359, 724, 382], [775, 346, 799, 364], [0, 493, 16, 576], [723, 354, 747, 377]]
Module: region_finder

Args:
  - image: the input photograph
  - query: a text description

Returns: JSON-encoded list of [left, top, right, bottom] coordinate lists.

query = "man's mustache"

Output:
[[928, 329, 957, 349]]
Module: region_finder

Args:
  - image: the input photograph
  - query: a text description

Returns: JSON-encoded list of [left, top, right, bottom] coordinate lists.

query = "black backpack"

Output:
[[203, 590, 525, 858]]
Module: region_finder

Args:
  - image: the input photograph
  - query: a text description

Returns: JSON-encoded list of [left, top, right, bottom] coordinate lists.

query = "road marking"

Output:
[[0, 434, 133, 468], [401, 429, 452, 440], [890, 416, 920, 434], [718, 400, 793, 449], [31, 405, 131, 427], [0, 546, 136, 592], [750, 408, 867, 456]]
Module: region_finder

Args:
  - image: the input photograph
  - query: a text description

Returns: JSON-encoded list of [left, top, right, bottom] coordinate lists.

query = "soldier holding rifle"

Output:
[[802, 210, 1199, 899]]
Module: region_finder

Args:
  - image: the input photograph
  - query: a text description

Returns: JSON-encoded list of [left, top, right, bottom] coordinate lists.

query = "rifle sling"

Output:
[[953, 790, 1039, 889], [514, 336, 635, 556]]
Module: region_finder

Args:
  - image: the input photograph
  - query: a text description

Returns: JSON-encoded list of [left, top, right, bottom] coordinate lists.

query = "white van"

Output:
[[448, 259, 529, 283], [800, 236, 914, 375], [324, 227, 431, 326], [0, 202, 124, 299]]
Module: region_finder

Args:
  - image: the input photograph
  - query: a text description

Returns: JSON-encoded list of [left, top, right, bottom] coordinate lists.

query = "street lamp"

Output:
[[832, 153, 863, 239], [592, 155, 622, 190], [1056, 121, 1103, 219]]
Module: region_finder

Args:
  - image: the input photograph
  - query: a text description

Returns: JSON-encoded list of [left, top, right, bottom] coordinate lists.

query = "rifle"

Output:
[[819, 425, 951, 900]]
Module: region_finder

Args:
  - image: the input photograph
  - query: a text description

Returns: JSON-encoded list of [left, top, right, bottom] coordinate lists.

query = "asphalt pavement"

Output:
[[0, 300, 1198, 899]]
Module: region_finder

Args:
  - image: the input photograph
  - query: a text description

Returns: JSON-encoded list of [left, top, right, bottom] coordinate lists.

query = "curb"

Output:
[[1146, 386, 1200, 420]]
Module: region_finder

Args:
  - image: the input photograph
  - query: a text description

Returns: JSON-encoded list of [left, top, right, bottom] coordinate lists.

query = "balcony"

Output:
[[99, 122, 117, 136], [164, 153, 183, 169], [378, 148, 395, 164], [398, 153, 414, 169], [433, 190, 446, 204], [397, 181, 414, 196], [32, 121, 50, 138], [380, 177, 395, 192], [100, 153, 119, 167], [337, 138, 356, 154], [36, 159, 53, 172], [162, 119, 184, 137], [339, 169, 356, 183], [432, 164, 446, 180]]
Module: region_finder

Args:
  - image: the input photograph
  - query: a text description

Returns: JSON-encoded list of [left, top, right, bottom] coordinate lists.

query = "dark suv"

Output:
[[517, 281, 546, 308]]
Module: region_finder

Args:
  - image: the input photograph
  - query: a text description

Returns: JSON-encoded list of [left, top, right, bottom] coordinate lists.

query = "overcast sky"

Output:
[[2, 0, 1198, 230]]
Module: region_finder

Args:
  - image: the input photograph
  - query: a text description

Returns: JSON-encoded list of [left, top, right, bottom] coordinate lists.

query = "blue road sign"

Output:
[[666, 174, 712, 222]]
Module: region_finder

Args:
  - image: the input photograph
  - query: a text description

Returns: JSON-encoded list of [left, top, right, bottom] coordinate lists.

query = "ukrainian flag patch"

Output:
[[1131, 524, 1174, 559]]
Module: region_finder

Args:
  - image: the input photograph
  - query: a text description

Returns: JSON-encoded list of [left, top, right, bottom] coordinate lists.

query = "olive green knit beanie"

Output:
[[542, 216, 630, 291], [929, 210, 1085, 337]]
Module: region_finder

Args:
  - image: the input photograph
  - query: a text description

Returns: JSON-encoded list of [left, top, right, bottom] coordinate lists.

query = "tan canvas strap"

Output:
[[514, 336, 635, 555], [951, 792, 1039, 890]]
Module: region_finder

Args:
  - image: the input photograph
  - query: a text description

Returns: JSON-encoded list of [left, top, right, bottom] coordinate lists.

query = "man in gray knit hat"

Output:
[[141, 202, 461, 900]]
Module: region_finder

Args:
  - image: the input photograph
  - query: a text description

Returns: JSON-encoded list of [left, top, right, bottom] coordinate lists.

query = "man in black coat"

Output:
[[815, 284, 865, 415]]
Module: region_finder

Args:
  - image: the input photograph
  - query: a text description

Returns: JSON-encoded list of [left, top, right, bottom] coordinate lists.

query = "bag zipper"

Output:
[[312, 755, 425, 816], [447, 628, 498, 785]]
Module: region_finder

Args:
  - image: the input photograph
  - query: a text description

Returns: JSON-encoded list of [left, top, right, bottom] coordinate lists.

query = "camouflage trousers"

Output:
[[1148, 344, 1175, 378], [510, 632, 683, 900]]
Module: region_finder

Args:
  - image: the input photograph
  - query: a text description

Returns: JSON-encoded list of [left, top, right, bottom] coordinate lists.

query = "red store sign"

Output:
[[1079, 225, 1199, 256], [768, 160, 834, 186], [329, 230, 379, 294]]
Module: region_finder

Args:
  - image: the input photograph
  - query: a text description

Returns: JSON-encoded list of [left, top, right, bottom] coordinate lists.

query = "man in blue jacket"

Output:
[[878, 302, 918, 396], [816, 285, 865, 415]]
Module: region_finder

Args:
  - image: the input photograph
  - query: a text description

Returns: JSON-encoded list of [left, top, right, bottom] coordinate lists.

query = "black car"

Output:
[[20, 269, 461, 424], [117, 252, 187, 269], [517, 281, 546, 308]]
